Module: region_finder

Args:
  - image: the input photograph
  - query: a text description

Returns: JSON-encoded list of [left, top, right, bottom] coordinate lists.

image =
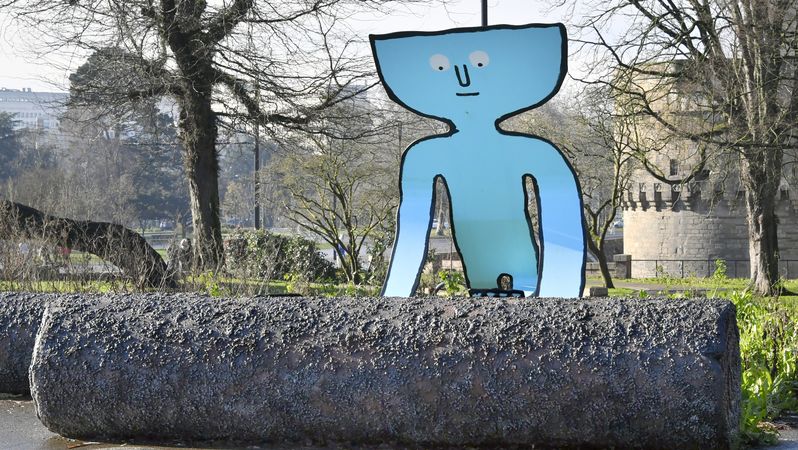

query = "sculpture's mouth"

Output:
[[456, 92, 480, 96]]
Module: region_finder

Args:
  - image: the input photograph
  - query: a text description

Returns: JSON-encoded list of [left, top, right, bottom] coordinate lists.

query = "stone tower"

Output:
[[617, 63, 798, 279]]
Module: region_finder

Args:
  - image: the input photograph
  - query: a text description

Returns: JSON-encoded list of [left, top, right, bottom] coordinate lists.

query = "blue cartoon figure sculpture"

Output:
[[372, 23, 586, 298]]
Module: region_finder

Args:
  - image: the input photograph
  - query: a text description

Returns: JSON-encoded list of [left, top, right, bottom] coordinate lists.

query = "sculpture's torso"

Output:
[[404, 129, 570, 293]]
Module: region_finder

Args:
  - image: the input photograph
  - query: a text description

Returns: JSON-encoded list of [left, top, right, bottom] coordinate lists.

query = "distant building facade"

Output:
[[618, 63, 798, 278], [0, 87, 67, 130]]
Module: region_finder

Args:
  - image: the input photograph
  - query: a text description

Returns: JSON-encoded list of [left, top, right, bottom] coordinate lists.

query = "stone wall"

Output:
[[623, 181, 798, 278]]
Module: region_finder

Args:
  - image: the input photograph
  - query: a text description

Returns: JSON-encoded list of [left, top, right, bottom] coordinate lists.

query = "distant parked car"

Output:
[[612, 218, 624, 229]]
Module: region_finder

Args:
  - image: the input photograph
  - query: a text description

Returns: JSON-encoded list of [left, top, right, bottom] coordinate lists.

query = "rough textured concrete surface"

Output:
[[0, 292, 55, 394], [31, 294, 741, 449]]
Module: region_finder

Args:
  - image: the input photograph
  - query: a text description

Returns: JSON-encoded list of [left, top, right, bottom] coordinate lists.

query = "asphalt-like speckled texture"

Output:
[[0, 292, 55, 394], [29, 294, 741, 449]]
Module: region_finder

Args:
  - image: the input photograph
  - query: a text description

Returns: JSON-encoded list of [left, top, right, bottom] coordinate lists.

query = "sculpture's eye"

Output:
[[429, 54, 450, 72], [469, 50, 490, 68]]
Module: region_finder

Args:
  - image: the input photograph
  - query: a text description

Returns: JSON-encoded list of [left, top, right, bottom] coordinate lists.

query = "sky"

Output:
[[0, 0, 584, 93]]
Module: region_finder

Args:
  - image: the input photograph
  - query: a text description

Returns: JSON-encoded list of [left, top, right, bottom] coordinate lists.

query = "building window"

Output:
[[669, 159, 679, 176]]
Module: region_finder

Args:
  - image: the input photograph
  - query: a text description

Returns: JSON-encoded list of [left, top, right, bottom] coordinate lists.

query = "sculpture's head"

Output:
[[371, 24, 567, 125]]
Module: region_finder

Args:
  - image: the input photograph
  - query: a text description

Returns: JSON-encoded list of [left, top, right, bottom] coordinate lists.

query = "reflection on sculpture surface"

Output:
[[371, 24, 585, 297]]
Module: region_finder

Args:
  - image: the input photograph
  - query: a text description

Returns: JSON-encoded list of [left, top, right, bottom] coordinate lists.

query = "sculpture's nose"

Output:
[[454, 64, 471, 87]]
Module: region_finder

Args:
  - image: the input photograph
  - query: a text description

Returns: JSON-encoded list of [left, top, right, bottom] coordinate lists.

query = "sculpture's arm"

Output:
[[529, 144, 586, 298], [381, 150, 435, 297]]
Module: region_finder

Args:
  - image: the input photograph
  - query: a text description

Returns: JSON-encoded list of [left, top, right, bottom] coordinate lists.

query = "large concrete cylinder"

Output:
[[31, 294, 740, 449], [0, 292, 53, 394]]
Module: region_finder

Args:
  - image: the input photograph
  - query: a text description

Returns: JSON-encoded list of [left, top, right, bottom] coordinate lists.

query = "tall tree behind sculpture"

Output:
[[8, 0, 431, 271], [564, 0, 798, 295]]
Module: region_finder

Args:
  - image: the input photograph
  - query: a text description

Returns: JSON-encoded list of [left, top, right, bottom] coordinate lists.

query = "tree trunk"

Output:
[[348, 245, 362, 285], [741, 152, 781, 296], [179, 87, 224, 272], [435, 180, 449, 237], [0, 201, 174, 289], [586, 233, 614, 289], [435, 202, 446, 237], [336, 236, 363, 285]]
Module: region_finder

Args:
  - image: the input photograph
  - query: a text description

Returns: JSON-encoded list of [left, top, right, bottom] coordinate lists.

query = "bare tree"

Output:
[[7, 0, 432, 271], [521, 93, 634, 288], [270, 131, 398, 284], [565, 0, 798, 294]]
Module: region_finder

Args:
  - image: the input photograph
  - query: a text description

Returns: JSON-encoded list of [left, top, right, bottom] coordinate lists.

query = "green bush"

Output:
[[438, 270, 466, 296], [713, 259, 728, 281], [727, 290, 798, 445], [225, 229, 335, 282]]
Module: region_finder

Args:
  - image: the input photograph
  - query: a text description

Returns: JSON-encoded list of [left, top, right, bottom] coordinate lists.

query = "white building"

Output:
[[0, 88, 67, 130]]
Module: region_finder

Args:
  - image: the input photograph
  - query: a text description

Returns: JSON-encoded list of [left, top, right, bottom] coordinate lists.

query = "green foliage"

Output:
[[197, 271, 223, 298], [726, 290, 798, 445], [0, 112, 20, 181], [125, 112, 189, 222], [438, 270, 466, 297], [283, 272, 310, 296], [625, 276, 748, 290], [713, 259, 728, 281], [606, 287, 637, 297], [62, 48, 189, 224], [225, 229, 334, 282], [69, 47, 165, 106], [314, 280, 376, 297]]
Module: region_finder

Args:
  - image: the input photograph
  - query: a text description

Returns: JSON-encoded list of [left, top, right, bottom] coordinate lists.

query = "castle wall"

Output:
[[623, 182, 798, 278]]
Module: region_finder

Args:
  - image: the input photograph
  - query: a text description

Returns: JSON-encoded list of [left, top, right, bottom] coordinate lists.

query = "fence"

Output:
[[631, 259, 798, 279]]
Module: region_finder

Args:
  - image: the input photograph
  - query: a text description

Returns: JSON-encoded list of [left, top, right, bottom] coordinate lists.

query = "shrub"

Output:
[[728, 290, 798, 445], [713, 259, 728, 281], [438, 270, 466, 296], [225, 229, 335, 282]]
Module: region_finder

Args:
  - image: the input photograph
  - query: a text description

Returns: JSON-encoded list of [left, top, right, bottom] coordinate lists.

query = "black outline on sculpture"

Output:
[[371, 23, 587, 298]]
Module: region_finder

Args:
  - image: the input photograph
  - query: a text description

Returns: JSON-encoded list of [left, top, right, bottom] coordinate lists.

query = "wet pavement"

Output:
[[1, 395, 236, 450], [1, 397, 70, 450], [773, 414, 798, 450]]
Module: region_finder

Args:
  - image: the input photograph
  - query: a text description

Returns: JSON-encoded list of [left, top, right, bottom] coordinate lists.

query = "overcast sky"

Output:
[[0, 0, 585, 93]]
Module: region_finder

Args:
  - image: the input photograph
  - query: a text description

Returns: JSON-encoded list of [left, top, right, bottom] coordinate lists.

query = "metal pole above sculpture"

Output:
[[371, 6, 587, 298]]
